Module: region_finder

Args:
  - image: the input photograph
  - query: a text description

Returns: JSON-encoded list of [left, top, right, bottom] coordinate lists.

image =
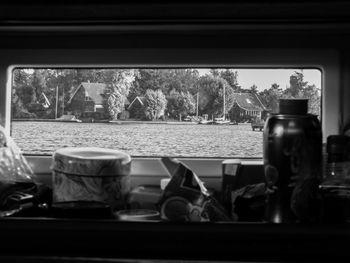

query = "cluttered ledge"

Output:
[[0, 153, 349, 262], [0, 155, 350, 261]]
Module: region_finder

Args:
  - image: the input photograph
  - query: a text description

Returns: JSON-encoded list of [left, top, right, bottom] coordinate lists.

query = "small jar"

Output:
[[324, 135, 350, 185], [320, 135, 350, 223]]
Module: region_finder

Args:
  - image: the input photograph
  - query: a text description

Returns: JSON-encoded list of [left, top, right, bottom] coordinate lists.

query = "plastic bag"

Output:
[[159, 157, 231, 222], [232, 183, 267, 221], [0, 126, 35, 183]]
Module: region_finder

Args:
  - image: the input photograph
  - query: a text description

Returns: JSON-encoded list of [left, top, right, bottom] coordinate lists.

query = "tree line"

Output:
[[12, 68, 321, 121]]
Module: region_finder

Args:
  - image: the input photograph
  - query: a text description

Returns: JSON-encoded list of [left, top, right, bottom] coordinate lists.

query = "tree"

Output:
[[219, 69, 241, 92], [13, 69, 38, 108], [144, 89, 167, 121], [13, 69, 31, 88], [209, 69, 220, 77], [104, 88, 124, 120], [12, 69, 59, 119], [259, 83, 283, 113], [196, 75, 235, 117], [258, 72, 321, 117], [167, 69, 200, 94], [31, 69, 49, 100], [11, 89, 36, 119], [249, 84, 259, 95], [98, 69, 137, 97], [180, 91, 196, 119], [102, 70, 137, 120], [129, 69, 199, 101], [128, 79, 143, 102], [286, 71, 308, 97], [297, 84, 321, 116], [284, 71, 321, 116], [15, 84, 36, 106], [167, 90, 195, 120], [133, 69, 167, 91]]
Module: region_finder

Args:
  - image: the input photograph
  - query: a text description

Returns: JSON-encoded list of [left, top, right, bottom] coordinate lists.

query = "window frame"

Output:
[[0, 48, 339, 179]]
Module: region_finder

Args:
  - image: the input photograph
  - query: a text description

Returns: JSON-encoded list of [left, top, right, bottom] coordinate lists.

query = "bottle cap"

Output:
[[279, 99, 308, 115]]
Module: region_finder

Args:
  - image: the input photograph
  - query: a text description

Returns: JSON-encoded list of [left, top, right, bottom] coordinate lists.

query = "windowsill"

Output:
[[25, 155, 265, 191]]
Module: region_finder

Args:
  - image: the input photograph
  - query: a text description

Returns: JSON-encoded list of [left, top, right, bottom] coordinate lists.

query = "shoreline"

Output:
[[12, 119, 202, 125], [12, 119, 250, 125]]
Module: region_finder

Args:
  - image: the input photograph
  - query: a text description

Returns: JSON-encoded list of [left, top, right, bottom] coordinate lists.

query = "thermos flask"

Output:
[[263, 99, 322, 223]]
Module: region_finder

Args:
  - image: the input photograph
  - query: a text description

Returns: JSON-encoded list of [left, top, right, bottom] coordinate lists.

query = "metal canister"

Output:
[[263, 99, 322, 223]]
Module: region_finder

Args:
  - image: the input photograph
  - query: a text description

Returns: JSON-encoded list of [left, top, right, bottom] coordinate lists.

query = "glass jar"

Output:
[[320, 135, 350, 223]]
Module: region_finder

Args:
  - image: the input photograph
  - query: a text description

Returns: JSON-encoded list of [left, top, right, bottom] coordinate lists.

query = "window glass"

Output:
[[11, 68, 321, 158]]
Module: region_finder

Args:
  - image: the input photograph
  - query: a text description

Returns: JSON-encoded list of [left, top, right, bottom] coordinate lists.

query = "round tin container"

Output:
[[52, 147, 131, 212]]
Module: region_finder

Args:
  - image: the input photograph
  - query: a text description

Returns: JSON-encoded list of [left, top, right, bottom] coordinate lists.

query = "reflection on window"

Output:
[[11, 68, 321, 157]]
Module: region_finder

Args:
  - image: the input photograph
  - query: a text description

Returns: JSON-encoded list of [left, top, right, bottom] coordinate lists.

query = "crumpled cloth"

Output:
[[0, 126, 35, 183]]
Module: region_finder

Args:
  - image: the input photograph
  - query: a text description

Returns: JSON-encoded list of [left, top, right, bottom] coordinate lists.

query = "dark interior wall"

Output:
[[341, 50, 350, 132], [1, 1, 350, 49], [1, 1, 350, 130]]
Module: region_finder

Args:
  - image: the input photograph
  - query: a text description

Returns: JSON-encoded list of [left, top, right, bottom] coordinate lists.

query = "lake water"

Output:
[[11, 121, 263, 158]]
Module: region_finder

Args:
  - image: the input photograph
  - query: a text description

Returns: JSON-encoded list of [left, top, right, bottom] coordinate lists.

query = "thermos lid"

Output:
[[279, 99, 308, 115]]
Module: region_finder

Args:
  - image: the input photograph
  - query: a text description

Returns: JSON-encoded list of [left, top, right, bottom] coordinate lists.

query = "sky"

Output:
[[197, 69, 322, 92]]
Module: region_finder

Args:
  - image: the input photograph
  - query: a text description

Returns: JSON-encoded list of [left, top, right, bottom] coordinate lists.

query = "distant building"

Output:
[[128, 96, 147, 119], [229, 93, 267, 122], [66, 82, 130, 118], [66, 82, 107, 116]]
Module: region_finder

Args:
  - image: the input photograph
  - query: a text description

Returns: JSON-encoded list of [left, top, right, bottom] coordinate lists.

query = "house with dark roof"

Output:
[[128, 96, 148, 120], [65, 82, 107, 117], [65, 82, 130, 119], [228, 92, 267, 122]]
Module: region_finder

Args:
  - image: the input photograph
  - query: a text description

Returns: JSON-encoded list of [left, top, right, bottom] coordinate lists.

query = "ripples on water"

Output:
[[11, 121, 263, 158]]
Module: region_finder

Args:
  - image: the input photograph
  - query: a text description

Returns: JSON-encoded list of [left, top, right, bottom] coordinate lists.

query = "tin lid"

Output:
[[52, 147, 131, 176], [279, 99, 308, 115]]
